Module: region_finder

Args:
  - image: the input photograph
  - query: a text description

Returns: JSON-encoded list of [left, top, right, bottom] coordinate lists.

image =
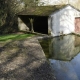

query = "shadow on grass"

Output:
[[0, 38, 55, 80]]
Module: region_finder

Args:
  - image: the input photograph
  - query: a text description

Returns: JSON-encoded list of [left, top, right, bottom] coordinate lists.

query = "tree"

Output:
[[0, 0, 7, 26], [0, 0, 25, 34], [74, 0, 80, 9], [0, 0, 41, 34], [21, 0, 40, 8]]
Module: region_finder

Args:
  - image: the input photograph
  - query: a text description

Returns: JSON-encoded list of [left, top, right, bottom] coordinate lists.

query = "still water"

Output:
[[39, 35, 80, 80]]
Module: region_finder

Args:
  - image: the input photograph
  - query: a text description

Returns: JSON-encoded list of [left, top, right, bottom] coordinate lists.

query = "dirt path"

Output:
[[0, 36, 55, 80]]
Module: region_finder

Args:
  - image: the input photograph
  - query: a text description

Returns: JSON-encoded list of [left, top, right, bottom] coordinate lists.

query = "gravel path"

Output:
[[0, 36, 55, 80]]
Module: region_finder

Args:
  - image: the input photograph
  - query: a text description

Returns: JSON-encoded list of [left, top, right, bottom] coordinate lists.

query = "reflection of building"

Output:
[[49, 35, 80, 61], [75, 36, 80, 47], [39, 35, 80, 80], [49, 35, 80, 80]]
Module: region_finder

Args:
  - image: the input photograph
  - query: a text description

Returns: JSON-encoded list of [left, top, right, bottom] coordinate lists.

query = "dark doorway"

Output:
[[18, 15, 48, 34], [33, 16, 48, 34]]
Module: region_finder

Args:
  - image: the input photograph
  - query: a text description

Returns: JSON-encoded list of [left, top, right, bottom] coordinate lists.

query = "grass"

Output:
[[0, 33, 34, 41]]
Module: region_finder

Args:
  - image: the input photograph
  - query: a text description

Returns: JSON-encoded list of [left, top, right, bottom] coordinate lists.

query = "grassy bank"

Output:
[[0, 33, 34, 41]]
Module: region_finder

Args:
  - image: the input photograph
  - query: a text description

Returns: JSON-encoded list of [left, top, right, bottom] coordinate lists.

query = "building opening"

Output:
[[18, 15, 48, 34]]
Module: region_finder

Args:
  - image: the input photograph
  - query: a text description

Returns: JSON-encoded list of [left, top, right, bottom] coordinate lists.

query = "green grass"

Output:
[[0, 34, 34, 41]]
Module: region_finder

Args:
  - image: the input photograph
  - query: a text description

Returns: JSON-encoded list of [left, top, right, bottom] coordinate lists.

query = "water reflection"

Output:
[[49, 35, 80, 61], [39, 35, 80, 80], [49, 59, 79, 80]]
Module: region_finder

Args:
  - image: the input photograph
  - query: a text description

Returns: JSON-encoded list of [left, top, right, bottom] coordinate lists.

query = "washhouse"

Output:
[[17, 4, 80, 36]]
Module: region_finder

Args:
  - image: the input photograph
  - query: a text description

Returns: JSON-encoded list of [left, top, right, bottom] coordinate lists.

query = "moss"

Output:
[[18, 5, 66, 16]]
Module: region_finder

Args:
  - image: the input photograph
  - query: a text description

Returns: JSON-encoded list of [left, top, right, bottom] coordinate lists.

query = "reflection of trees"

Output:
[[39, 38, 51, 58]]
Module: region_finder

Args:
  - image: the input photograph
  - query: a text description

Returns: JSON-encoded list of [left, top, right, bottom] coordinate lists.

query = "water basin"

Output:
[[39, 35, 80, 80]]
